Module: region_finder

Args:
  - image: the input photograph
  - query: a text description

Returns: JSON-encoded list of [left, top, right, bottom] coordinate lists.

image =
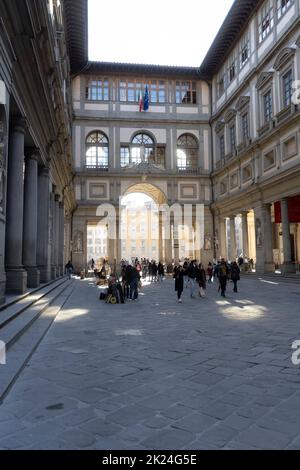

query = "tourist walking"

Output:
[[207, 262, 213, 283], [158, 262, 164, 282], [187, 260, 197, 298], [65, 260, 74, 279], [174, 264, 184, 303], [197, 263, 207, 298], [217, 259, 229, 298], [231, 261, 241, 293]]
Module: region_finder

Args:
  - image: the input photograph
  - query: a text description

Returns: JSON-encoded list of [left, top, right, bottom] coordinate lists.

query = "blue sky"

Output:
[[88, 0, 235, 67]]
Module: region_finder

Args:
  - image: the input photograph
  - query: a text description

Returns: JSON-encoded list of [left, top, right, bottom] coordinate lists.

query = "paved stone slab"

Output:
[[0, 277, 300, 449]]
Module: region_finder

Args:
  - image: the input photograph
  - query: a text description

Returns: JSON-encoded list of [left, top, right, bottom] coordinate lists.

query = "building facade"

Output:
[[202, 0, 300, 273], [0, 0, 75, 303], [71, 63, 214, 271]]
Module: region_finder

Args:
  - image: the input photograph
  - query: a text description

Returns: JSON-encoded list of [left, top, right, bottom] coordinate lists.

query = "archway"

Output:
[[120, 183, 168, 262]]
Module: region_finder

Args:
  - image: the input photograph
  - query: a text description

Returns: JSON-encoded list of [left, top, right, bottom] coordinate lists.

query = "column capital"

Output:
[[25, 148, 40, 161], [38, 164, 50, 177], [11, 117, 27, 134]]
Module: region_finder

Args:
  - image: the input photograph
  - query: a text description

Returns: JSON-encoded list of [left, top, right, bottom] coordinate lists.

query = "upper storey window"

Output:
[[175, 81, 197, 104], [258, 1, 274, 43], [131, 133, 155, 164], [86, 132, 109, 169], [277, 0, 294, 19], [176, 134, 198, 170], [149, 80, 166, 103], [240, 33, 250, 68], [217, 70, 226, 97], [86, 78, 109, 101], [119, 80, 166, 103]]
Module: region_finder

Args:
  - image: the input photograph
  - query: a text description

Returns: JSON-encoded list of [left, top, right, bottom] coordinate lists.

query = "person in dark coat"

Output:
[[197, 263, 207, 297], [129, 266, 140, 301], [158, 262, 164, 282], [231, 261, 240, 293], [217, 259, 229, 298], [174, 265, 184, 303]]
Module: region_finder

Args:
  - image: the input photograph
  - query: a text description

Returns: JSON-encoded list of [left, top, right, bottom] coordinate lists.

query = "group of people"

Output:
[[173, 259, 241, 302], [68, 255, 242, 305]]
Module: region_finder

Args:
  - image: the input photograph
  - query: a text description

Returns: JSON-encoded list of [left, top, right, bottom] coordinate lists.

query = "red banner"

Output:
[[274, 195, 300, 223]]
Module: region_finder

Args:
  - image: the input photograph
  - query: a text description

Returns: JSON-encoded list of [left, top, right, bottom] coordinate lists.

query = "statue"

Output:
[[204, 235, 212, 251], [255, 218, 262, 247], [73, 231, 83, 253]]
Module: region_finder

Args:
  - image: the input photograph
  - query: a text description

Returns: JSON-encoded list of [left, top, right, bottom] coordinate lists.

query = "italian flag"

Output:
[[139, 90, 143, 112]]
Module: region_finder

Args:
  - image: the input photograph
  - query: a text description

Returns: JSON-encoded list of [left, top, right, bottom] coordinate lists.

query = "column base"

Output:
[[0, 271, 6, 305], [5, 268, 28, 295], [51, 266, 57, 280], [281, 262, 296, 274], [25, 267, 40, 288], [38, 265, 51, 284], [264, 262, 275, 273]]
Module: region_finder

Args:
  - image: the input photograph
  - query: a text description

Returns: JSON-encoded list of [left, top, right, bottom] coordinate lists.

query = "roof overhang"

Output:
[[199, 0, 263, 79]]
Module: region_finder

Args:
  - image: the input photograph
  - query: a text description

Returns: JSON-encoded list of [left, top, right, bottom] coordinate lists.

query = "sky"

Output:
[[88, 0, 235, 67]]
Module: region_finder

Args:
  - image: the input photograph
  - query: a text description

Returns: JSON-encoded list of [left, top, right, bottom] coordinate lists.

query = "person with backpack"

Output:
[[217, 259, 229, 298], [231, 261, 241, 293]]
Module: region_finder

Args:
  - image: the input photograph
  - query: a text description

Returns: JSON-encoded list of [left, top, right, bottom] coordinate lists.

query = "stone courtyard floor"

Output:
[[0, 275, 300, 450]]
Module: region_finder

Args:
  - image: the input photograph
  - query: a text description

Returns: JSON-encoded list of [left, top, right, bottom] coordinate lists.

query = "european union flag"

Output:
[[143, 85, 149, 111]]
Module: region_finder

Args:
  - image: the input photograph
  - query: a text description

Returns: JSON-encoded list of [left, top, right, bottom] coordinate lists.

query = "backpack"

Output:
[[220, 264, 227, 277]]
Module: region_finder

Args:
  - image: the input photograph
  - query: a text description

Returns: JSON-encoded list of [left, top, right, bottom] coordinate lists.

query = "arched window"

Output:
[[86, 132, 109, 169], [176, 134, 198, 171], [131, 133, 155, 164]]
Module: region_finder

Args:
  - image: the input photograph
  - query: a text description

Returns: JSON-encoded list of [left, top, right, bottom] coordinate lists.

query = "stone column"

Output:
[[219, 217, 227, 260], [158, 211, 163, 262], [50, 190, 57, 280], [54, 195, 60, 275], [58, 201, 64, 276], [241, 211, 249, 257], [22, 151, 40, 287], [263, 203, 274, 272], [229, 216, 237, 261], [173, 223, 180, 263], [5, 120, 27, 293], [281, 199, 296, 273], [37, 165, 51, 283], [165, 237, 172, 265]]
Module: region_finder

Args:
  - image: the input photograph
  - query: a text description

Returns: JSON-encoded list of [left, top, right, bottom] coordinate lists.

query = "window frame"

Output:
[[86, 77, 110, 101], [175, 81, 197, 105], [85, 131, 109, 169], [263, 89, 273, 123], [282, 68, 293, 108], [258, 1, 274, 44], [277, 0, 294, 19], [176, 134, 199, 170]]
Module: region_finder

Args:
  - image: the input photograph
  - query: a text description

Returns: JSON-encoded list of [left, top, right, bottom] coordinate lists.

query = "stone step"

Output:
[[0, 279, 71, 350], [243, 273, 300, 284], [0, 277, 67, 313], [0, 283, 74, 402], [0, 278, 68, 331]]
